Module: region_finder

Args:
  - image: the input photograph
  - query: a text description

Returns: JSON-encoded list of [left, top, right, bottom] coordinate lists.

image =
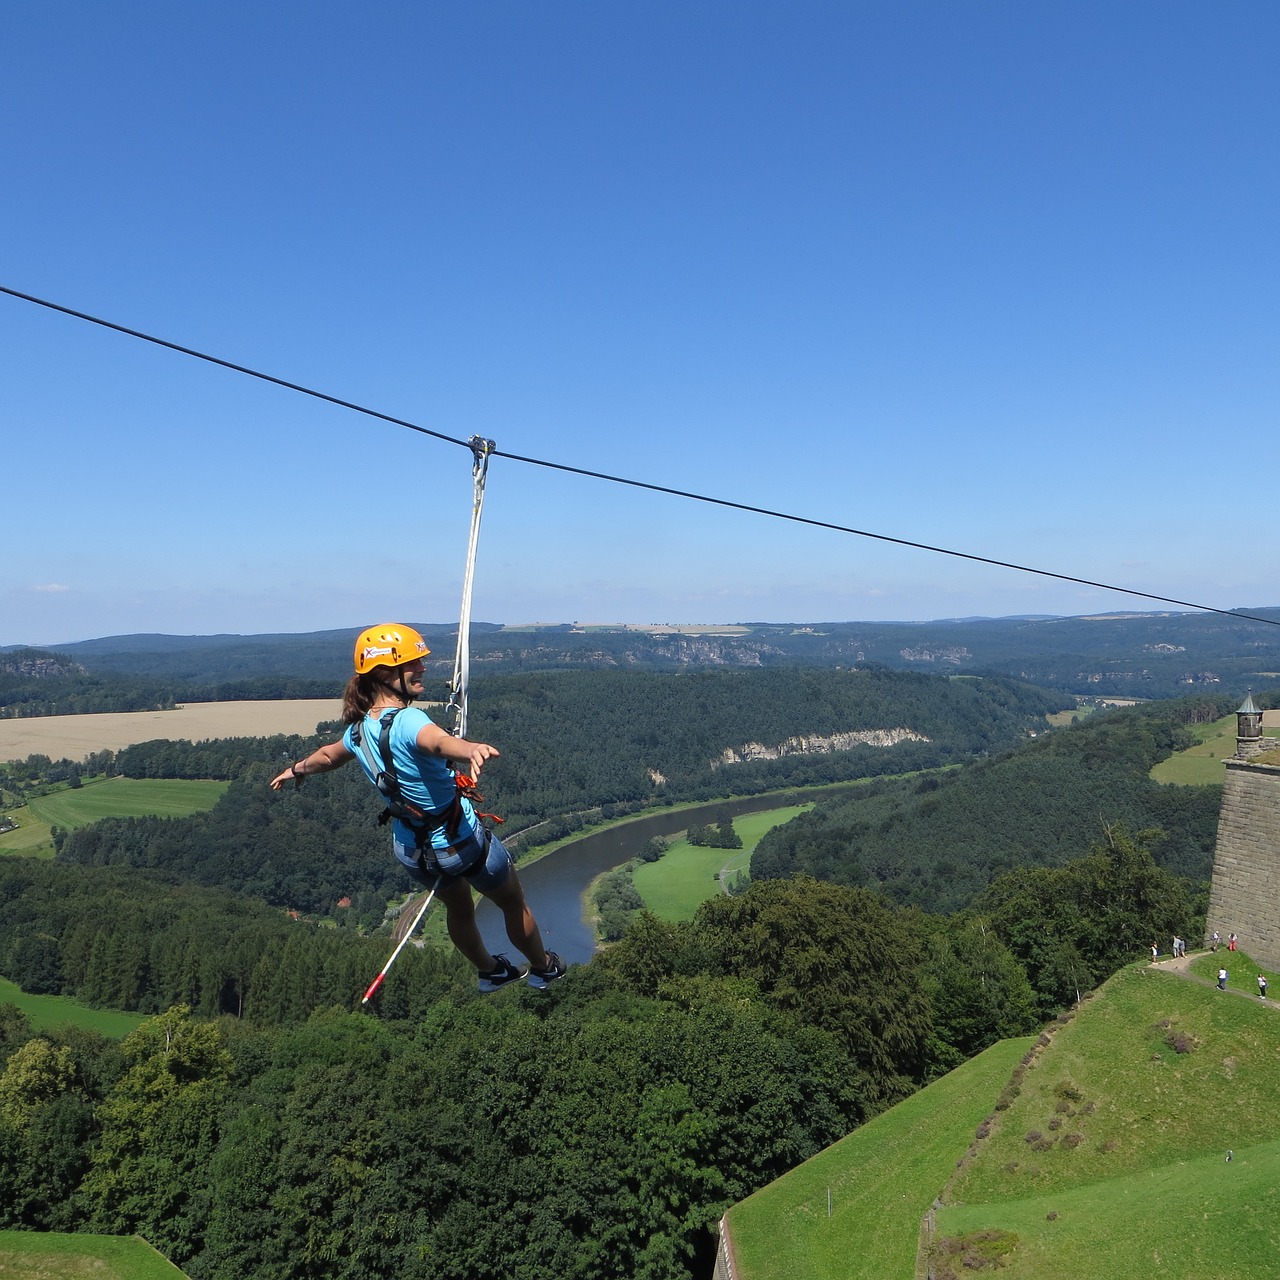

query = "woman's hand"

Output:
[[462, 741, 499, 779]]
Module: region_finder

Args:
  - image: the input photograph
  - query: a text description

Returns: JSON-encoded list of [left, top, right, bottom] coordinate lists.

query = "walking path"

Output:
[[1149, 947, 1275, 1007]]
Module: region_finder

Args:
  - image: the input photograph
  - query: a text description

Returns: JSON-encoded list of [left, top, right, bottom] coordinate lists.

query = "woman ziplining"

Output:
[[269, 623, 565, 993]]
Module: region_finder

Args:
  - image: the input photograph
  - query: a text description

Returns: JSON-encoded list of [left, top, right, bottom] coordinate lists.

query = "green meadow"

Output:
[[0, 1230, 189, 1278], [631, 804, 811, 920], [726, 1037, 1036, 1280], [1148, 713, 1280, 786], [0, 776, 229, 857], [726, 961, 1280, 1280], [937, 1143, 1280, 1279], [0, 976, 146, 1038]]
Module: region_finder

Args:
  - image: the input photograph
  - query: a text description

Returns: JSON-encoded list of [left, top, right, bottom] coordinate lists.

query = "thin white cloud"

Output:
[[31, 583, 70, 593]]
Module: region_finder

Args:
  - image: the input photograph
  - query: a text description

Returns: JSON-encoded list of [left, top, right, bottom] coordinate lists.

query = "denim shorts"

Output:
[[394, 827, 513, 894]]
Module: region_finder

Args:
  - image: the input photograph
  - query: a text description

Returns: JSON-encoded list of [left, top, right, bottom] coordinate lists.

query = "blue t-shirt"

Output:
[[343, 706, 478, 851]]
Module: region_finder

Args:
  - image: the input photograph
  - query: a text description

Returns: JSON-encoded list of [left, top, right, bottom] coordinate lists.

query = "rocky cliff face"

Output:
[[713, 727, 928, 767], [0, 650, 86, 679]]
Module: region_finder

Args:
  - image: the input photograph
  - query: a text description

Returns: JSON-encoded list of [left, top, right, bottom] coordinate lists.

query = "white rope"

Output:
[[447, 436, 495, 739]]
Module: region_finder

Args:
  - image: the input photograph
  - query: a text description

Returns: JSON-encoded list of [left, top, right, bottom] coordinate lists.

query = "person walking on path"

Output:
[[270, 623, 566, 993], [1260, 975, 1269, 1000], [1218, 968, 1229, 991], [1211, 931, 1221, 952]]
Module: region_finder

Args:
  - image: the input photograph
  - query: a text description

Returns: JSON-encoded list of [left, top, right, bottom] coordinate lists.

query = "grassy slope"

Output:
[[725, 1037, 1036, 1280], [727, 961, 1280, 1280], [631, 805, 811, 920], [0, 1231, 189, 1278], [0, 976, 146, 1038], [1149, 713, 1280, 786], [936, 962, 1280, 1277], [938, 1142, 1280, 1279], [0, 776, 229, 857]]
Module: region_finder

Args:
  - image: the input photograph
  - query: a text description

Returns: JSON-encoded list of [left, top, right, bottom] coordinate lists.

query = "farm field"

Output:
[[0, 776, 229, 857], [631, 804, 811, 920], [1149, 712, 1280, 786], [0, 698, 343, 762], [0, 976, 146, 1038]]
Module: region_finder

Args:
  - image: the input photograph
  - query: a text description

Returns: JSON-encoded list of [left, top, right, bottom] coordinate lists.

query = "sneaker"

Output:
[[478, 954, 528, 993], [528, 952, 566, 990]]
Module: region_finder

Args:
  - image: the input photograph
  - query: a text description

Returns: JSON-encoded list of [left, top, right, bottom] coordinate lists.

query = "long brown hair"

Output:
[[341, 672, 383, 724]]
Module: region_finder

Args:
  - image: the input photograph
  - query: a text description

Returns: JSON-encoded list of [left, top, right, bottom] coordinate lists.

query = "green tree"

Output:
[[80, 1006, 234, 1265]]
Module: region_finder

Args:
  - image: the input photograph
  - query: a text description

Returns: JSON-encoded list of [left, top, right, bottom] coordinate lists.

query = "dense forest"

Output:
[[751, 694, 1237, 911], [53, 668, 1065, 916], [0, 826, 1198, 1279]]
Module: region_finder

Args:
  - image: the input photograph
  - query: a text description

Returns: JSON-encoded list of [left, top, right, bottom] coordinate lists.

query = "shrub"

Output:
[[1165, 1029, 1197, 1054], [1062, 1133, 1084, 1150], [1024, 1130, 1043, 1144]]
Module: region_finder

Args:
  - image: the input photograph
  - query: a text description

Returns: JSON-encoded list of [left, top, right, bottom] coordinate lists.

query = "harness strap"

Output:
[[352, 710, 465, 849]]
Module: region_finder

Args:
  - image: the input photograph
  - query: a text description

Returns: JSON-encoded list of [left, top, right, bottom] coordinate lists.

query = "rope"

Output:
[[446, 437, 495, 739], [4, 283, 1278, 629]]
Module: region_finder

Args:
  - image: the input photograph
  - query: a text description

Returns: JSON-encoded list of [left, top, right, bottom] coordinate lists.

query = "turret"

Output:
[[1236, 691, 1264, 758]]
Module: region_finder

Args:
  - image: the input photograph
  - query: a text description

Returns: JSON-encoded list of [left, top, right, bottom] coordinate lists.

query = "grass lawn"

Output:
[[726, 1037, 1036, 1280], [0, 776, 229, 857], [1149, 714, 1280, 786], [0, 976, 146, 1038], [931, 963, 1280, 1277], [951, 965, 1280, 1205], [0, 1231, 189, 1278], [935, 1141, 1280, 1279], [631, 804, 811, 921]]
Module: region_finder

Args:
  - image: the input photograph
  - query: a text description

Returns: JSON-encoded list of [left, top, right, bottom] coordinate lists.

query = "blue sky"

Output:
[[4, 2, 1277, 645]]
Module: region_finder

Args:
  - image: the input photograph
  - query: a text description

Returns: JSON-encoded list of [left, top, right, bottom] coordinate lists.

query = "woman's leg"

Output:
[[434, 874, 500, 971], [482, 867, 549, 970]]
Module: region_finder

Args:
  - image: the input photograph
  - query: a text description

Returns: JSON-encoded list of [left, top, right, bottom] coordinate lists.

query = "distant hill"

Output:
[[5, 608, 1279, 697]]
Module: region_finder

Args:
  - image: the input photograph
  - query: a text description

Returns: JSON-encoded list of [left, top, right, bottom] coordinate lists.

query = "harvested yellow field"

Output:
[[0, 700, 343, 762]]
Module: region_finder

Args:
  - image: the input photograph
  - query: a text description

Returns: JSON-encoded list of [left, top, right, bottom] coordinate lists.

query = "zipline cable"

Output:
[[445, 436, 495, 739], [4, 283, 1278, 629]]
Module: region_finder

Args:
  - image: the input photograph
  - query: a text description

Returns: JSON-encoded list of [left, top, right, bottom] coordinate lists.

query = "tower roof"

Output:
[[1238, 691, 1262, 715]]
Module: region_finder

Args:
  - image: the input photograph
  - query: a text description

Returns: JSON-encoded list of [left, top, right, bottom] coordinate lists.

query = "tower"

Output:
[[1235, 691, 1265, 758]]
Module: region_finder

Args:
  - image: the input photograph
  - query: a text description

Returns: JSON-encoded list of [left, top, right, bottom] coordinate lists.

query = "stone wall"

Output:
[[712, 1215, 738, 1280], [1205, 758, 1280, 971]]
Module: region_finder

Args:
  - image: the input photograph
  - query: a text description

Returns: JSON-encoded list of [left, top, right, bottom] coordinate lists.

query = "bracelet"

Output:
[[290, 762, 305, 782]]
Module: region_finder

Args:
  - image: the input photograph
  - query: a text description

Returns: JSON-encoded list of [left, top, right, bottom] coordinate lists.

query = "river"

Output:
[[473, 784, 861, 965]]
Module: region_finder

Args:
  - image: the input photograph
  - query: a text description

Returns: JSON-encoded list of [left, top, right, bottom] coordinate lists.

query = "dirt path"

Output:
[[1149, 948, 1275, 1006]]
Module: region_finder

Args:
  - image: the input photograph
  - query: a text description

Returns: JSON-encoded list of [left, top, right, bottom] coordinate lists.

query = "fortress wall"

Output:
[[1206, 758, 1280, 972]]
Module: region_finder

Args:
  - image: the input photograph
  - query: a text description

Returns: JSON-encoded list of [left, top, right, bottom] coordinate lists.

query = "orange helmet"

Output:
[[353, 623, 430, 674]]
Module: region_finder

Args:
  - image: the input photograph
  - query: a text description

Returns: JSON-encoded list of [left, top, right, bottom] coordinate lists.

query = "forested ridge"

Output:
[[0, 825, 1199, 1279], [55, 668, 1065, 915], [8, 607, 1280, 701], [752, 694, 1237, 911]]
